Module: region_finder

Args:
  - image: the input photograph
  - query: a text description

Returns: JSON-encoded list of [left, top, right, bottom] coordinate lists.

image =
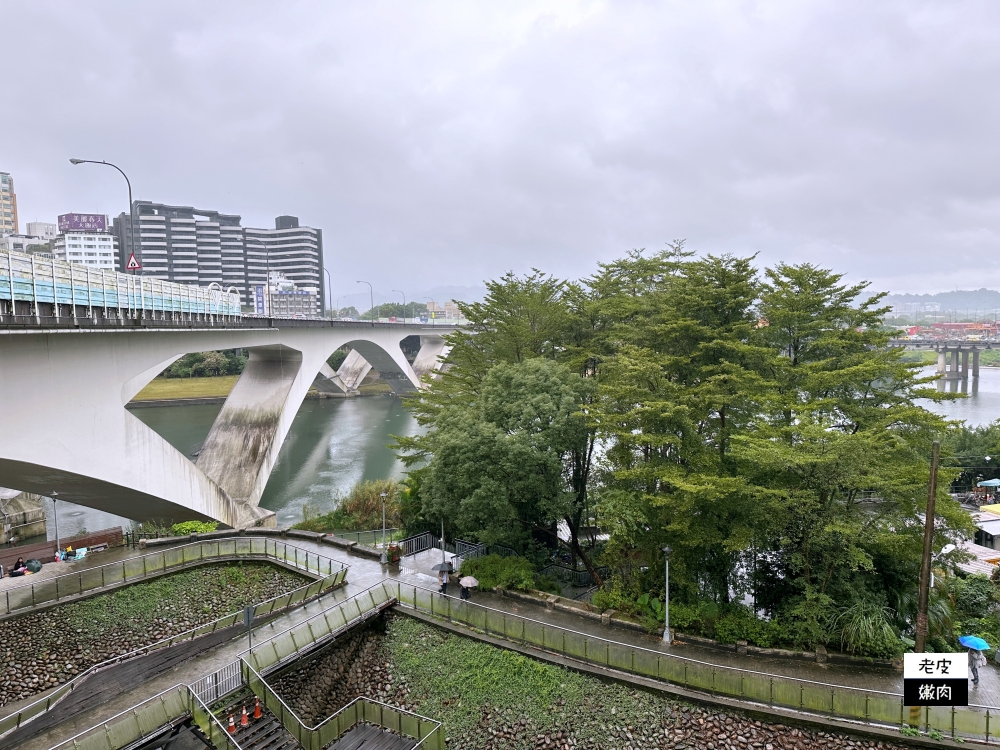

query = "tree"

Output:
[[396, 271, 602, 580], [410, 359, 596, 564]]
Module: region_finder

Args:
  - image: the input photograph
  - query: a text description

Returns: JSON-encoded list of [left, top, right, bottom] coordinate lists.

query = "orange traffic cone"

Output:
[[241, 706, 249, 727], [227, 715, 236, 734], [253, 697, 262, 720]]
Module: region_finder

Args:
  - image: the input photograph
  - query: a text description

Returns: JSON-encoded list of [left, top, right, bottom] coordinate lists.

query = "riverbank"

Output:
[[129, 375, 394, 407]]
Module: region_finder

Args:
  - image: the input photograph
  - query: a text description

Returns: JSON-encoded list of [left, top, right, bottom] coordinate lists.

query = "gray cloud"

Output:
[[4, 0, 1000, 298]]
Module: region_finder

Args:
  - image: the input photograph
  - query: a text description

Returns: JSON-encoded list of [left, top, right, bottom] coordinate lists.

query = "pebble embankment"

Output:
[[271, 614, 914, 750], [0, 562, 308, 707]]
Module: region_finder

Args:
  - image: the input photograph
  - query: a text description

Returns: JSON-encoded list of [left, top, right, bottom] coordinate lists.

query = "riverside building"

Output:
[[114, 203, 324, 313]]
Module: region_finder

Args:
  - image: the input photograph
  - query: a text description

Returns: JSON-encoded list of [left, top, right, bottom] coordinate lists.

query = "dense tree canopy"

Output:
[[397, 248, 975, 655]]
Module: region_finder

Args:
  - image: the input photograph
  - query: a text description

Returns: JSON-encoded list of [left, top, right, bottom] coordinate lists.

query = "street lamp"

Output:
[[323, 268, 332, 318], [357, 280, 374, 326], [69, 158, 135, 278], [335, 296, 343, 320], [52, 491, 60, 558], [662, 545, 672, 644], [392, 290, 406, 322], [380, 491, 388, 561]]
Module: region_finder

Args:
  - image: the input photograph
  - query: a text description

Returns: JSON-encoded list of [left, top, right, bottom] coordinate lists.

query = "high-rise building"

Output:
[[0, 172, 17, 235], [53, 213, 118, 269], [114, 202, 324, 314], [25, 222, 57, 240]]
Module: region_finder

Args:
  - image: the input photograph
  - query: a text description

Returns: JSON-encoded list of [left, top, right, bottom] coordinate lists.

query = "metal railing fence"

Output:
[[326, 527, 401, 547], [1, 536, 346, 616], [45, 683, 243, 750], [0, 542, 348, 740], [242, 660, 442, 750], [539, 562, 610, 587], [0, 248, 242, 320], [244, 583, 395, 675], [390, 581, 1000, 744], [399, 531, 437, 557]]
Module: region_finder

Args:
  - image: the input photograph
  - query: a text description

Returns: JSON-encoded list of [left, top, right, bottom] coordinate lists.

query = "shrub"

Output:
[[170, 520, 219, 535], [952, 574, 997, 619], [460, 555, 542, 592], [293, 480, 401, 532], [833, 600, 903, 658]]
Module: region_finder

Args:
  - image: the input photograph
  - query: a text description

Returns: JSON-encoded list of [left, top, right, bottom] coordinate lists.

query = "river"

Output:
[[41, 396, 420, 539], [36, 368, 1000, 541]]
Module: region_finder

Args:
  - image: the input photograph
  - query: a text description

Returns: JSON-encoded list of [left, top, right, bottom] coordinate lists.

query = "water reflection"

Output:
[[921, 366, 1000, 427], [33, 395, 419, 540]]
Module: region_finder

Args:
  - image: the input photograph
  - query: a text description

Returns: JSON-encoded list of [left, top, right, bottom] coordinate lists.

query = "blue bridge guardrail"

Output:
[[1, 248, 241, 318]]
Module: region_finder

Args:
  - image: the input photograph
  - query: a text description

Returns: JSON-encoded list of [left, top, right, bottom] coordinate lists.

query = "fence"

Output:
[[327, 527, 400, 547], [540, 562, 610, 587], [0, 541, 347, 741], [243, 661, 443, 750], [45, 684, 242, 750], [1, 536, 346, 616], [399, 531, 438, 557], [0, 248, 242, 320], [389, 581, 1000, 744], [244, 583, 396, 675]]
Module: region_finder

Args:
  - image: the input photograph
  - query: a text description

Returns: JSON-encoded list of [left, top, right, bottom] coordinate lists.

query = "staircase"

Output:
[[216, 693, 302, 750]]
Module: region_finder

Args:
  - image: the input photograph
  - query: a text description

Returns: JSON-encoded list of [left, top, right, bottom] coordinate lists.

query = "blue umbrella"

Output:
[[960, 635, 990, 650], [979, 479, 1000, 487]]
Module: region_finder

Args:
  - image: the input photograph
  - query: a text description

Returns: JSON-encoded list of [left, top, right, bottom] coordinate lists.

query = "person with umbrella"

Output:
[[432, 562, 453, 595], [459, 576, 478, 600], [960, 635, 990, 686]]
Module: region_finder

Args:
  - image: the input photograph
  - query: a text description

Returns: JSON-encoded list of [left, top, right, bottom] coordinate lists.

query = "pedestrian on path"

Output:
[[460, 584, 470, 600], [438, 570, 448, 595], [971, 648, 987, 686]]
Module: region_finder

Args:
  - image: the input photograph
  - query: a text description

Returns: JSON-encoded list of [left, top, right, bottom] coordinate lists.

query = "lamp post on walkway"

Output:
[[662, 545, 672, 644], [52, 491, 60, 557], [69, 159, 135, 277], [357, 280, 374, 326], [380, 491, 388, 558]]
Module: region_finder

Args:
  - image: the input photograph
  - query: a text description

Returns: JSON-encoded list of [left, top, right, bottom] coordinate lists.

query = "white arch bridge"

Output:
[[0, 317, 456, 529]]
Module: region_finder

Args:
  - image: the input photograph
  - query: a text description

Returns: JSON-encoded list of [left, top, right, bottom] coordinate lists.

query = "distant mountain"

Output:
[[884, 289, 1000, 311]]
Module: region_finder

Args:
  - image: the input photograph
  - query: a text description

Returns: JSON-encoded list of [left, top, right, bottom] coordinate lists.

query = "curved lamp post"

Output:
[[69, 159, 135, 276], [357, 280, 374, 326], [662, 545, 672, 644], [323, 267, 332, 318], [380, 491, 388, 561]]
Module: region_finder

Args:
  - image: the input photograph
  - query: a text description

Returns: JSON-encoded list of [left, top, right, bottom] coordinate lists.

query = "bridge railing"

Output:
[[390, 581, 1000, 744], [0, 248, 241, 319], [1, 536, 346, 616], [398, 530, 437, 557]]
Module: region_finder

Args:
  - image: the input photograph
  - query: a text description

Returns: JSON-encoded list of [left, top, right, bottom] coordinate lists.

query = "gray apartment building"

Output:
[[113, 202, 324, 314]]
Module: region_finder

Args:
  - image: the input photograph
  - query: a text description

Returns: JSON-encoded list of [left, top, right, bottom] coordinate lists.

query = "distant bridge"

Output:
[[889, 338, 994, 379]]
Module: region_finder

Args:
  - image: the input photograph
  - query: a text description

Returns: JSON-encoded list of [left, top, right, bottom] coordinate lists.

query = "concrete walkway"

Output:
[[9, 535, 1000, 747]]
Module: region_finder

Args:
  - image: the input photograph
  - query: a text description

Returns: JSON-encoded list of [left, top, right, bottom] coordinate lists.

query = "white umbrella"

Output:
[[460, 576, 479, 587]]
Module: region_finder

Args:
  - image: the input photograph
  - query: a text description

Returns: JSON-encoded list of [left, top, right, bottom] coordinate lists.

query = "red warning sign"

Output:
[[126, 253, 141, 270]]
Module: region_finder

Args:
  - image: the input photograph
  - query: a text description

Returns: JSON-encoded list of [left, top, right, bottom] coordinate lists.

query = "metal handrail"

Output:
[[0, 543, 348, 739], [398, 531, 437, 557], [1, 536, 345, 615], [391, 581, 1000, 741], [242, 659, 442, 749]]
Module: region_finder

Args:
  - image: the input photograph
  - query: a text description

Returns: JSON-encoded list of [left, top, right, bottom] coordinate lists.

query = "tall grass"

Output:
[[294, 479, 401, 532]]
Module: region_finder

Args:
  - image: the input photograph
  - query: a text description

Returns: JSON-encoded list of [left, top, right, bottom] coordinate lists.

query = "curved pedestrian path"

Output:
[[5, 532, 1000, 748]]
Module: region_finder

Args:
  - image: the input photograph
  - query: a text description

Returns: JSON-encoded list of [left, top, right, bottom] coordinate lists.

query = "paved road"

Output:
[[7, 535, 1000, 748]]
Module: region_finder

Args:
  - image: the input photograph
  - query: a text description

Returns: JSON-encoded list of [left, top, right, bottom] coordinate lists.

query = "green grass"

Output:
[[132, 375, 240, 400]]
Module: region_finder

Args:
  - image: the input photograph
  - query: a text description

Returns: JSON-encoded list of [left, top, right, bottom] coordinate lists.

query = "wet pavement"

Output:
[[7, 534, 1000, 748]]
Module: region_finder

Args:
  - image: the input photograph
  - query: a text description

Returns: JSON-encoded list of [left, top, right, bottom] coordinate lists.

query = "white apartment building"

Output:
[[54, 232, 117, 269]]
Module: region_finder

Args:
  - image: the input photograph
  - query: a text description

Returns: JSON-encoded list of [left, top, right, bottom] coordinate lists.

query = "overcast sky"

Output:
[[4, 1, 1000, 301]]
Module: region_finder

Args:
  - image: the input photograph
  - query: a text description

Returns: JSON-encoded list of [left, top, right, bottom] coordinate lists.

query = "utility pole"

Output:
[[914, 440, 940, 653]]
